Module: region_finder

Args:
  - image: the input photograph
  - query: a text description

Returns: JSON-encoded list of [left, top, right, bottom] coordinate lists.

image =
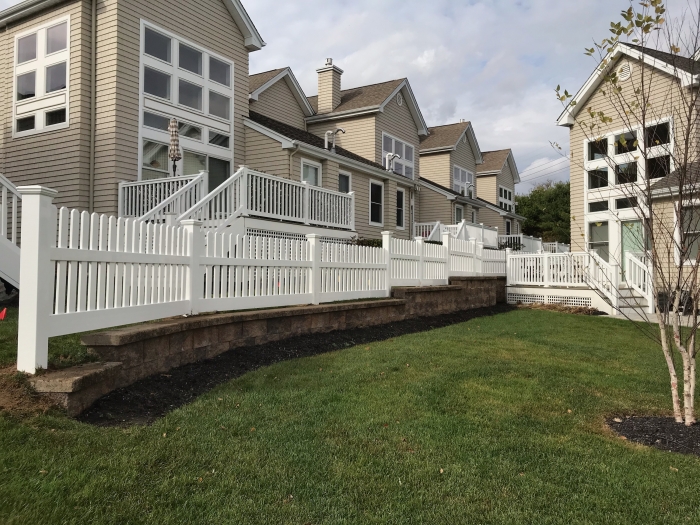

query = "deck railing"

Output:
[[542, 242, 570, 253], [177, 167, 354, 231], [0, 174, 22, 288], [118, 174, 203, 218], [138, 171, 209, 224], [498, 234, 542, 253], [414, 220, 499, 247], [625, 251, 654, 312]]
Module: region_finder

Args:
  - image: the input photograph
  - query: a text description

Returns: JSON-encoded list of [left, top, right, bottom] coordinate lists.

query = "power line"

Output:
[[520, 155, 569, 175], [519, 157, 570, 179], [519, 164, 571, 185]]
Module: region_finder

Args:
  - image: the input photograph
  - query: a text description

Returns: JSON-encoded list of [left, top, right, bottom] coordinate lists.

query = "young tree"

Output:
[[557, 0, 700, 425], [515, 181, 571, 243]]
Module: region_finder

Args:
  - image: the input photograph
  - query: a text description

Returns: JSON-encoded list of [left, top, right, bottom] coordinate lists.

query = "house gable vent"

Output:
[[396, 93, 403, 106], [617, 62, 632, 81]]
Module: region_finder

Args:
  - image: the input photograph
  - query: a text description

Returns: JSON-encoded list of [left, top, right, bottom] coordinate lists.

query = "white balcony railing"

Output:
[[177, 166, 355, 231], [542, 242, 570, 253], [118, 173, 204, 218]]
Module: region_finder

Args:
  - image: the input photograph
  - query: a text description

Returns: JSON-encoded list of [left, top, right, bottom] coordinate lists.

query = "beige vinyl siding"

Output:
[[450, 135, 477, 190], [498, 160, 515, 196], [478, 205, 503, 233], [375, 92, 420, 179], [419, 152, 450, 188], [91, 0, 250, 214], [0, 0, 91, 210], [307, 115, 375, 161], [250, 79, 306, 129], [477, 174, 497, 205], [244, 127, 290, 178], [418, 185, 452, 225]]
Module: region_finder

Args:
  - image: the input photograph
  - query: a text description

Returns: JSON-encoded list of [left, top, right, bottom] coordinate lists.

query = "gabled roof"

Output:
[[650, 161, 700, 196], [419, 121, 484, 164], [418, 177, 483, 208], [474, 197, 526, 221], [306, 78, 429, 135], [0, 0, 266, 51], [248, 111, 386, 171], [249, 67, 315, 117], [477, 149, 520, 184], [557, 42, 700, 126]]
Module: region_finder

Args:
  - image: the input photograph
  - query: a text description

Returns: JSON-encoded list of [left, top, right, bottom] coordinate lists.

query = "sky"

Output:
[[0, 0, 689, 193]]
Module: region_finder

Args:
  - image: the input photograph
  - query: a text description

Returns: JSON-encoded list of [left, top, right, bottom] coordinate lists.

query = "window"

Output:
[[589, 221, 609, 262], [588, 139, 608, 160], [615, 131, 637, 154], [471, 210, 476, 223], [396, 188, 405, 229], [455, 205, 463, 223], [588, 169, 608, 189], [142, 140, 170, 179], [139, 23, 234, 180], [46, 22, 67, 54], [370, 181, 383, 226], [179, 79, 202, 110], [144, 67, 171, 99], [499, 186, 514, 212], [13, 17, 70, 136], [589, 200, 609, 212], [210, 57, 231, 87], [616, 197, 637, 209], [647, 155, 670, 179], [338, 173, 351, 193], [505, 220, 512, 235], [646, 122, 670, 148], [179, 43, 202, 75], [209, 91, 230, 120], [144, 27, 171, 62], [301, 159, 321, 186], [682, 207, 700, 260], [208, 132, 229, 148], [453, 165, 474, 197], [382, 133, 415, 178], [616, 162, 637, 184]]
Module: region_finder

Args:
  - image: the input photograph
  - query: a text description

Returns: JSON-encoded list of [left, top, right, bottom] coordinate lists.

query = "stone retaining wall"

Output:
[[31, 276, 506, 415]]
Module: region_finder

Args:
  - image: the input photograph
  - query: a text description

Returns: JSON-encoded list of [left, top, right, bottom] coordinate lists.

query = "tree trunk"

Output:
[[659, 323, 683, 422], [682, 352, 695, 425]]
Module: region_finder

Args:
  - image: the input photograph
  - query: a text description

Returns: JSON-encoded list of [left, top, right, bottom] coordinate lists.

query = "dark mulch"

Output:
[[77, 303, 514, 427], [608, 416, 700, 457]]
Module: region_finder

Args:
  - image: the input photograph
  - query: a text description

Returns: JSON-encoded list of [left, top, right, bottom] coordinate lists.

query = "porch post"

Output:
[[382, 231, 393, 297], [16, 186, 58, 374]]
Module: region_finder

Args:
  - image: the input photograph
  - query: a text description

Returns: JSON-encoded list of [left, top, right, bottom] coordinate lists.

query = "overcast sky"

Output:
[[0, 0, 689, 193]]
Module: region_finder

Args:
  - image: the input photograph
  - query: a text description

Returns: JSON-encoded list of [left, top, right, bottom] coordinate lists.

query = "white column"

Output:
[[349, 191, 356, 231], [16, 186, 58, 374], [382, 231, 393, 297], [239, 166, 249, 216], [182, 220, 204, 315], [306, 234, 321, 304], [117, 181, 124, 217]]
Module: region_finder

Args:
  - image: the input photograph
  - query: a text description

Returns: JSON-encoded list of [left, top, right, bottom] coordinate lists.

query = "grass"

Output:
[[0, 307, 96, 369], [1, 309, 699, 524]]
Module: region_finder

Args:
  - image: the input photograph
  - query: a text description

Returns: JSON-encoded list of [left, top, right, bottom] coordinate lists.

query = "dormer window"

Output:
[[453, 165, 474, 198], [382, 132, 414, 178], [499, 186, 514, 212]]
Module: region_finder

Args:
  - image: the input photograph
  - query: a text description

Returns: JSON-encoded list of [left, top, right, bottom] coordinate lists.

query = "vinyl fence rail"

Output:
[[16, 187, 506, 373]]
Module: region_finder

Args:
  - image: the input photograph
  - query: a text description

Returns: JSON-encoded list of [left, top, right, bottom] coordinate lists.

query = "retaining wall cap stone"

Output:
[[29, 362, 122, 393]]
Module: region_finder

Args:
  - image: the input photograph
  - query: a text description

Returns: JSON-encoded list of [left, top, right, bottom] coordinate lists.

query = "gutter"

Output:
[[0, 0, 65, 27], [305, 106, 381, 124]]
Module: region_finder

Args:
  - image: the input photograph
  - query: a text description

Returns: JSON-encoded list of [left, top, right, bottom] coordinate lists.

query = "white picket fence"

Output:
[[414, 220, 499, 248], [16, 187, 506, 373]]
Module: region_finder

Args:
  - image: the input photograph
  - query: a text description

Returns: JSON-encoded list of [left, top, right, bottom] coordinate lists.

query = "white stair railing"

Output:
[[118, 174, 203, 218], [139, 171, 208, 224], [177, 167, 355, 232], [0, 173, 21, 247], [626, 251, 654, 313]]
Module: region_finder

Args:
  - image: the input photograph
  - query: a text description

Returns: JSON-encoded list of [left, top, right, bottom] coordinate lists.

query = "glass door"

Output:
[[621, 220, 644, 279]]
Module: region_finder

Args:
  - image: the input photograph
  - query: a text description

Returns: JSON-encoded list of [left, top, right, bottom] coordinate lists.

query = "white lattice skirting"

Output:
[[507, 286, 613, 314]]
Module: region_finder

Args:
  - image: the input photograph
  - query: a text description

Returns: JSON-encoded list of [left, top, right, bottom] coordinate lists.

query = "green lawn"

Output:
[[1, 309, 699, 524]]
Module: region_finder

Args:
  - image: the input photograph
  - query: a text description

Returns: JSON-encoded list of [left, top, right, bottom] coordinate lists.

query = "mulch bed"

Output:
[[77, 303, 514, 427], [608, 416, 700, 457]]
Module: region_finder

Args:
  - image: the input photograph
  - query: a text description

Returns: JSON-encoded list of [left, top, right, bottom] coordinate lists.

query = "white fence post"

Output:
[[543, 250, 550, 287], [442, 229, 452, 281], [475, 241, 484, 275], [239, 166, 249, 216], [505, 248, 512, 285], [182, 220, 203, 315], [307, 234, 321, 304], [415, 236, 425, 285], [16, 186, 58, 374], [382, 231, 393, 297]]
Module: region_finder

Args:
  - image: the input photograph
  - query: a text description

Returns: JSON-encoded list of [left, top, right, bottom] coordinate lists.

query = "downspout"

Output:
[[288, 142, 299, 180], [89, 0, 97, 212]]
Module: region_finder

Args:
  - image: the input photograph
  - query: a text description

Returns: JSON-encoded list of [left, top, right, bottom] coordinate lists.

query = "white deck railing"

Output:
[[177, 167, 354, 231], [542, 242, 570, 253], [118, 174, 203, 218], [499, 234, 542, 253], [414, 220, 499, 247], [625, 251, 654, 311], [0, 174, 22, 288], [16, 187, 506, 373], [139, 171, 209, 223]]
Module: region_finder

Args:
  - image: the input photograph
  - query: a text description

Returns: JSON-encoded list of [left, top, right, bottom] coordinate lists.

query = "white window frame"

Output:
[[396, 187, 406, 230], [452, 164, 474, 198], [369, 179, 384, 227], [13, 15, 71, 138], [338, 171, 352, 193], [138, 20, 234, 180], [382, 131, 415, 179], [300, 158, 322, 187], [455, 204, 464, 223], [673, 201, 700, 266], [499, 185, 514, 212]]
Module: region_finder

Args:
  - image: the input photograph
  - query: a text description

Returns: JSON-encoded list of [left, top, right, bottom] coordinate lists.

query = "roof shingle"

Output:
[[249, 68, 287, 93], [419, 122, 470, 151], [307, 79, 404, 114], [477, 149, 511, 174], [623, 43, 700, 75]]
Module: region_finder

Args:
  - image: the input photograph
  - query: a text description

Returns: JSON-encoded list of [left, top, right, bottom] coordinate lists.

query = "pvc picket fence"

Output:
[[16, 189, 507, 373]]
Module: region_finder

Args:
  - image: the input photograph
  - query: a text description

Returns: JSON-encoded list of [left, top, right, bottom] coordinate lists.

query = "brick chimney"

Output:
[[316, 58, 343, 114]]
